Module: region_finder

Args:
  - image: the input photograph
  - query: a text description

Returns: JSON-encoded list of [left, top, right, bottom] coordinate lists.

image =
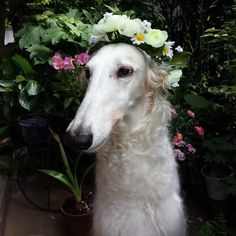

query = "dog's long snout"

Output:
[[65, 127, 93, 150]]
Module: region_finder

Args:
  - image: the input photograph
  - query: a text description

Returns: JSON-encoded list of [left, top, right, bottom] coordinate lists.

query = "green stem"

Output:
[[79, 161, 96, 200]]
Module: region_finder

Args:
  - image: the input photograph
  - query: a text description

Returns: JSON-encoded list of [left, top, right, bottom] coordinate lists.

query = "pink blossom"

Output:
[[171, 108, 177, 117], [187, 110, 195, 119], [195, 126, 205, 137], [186, 144, 196, 154], [75, 52, 90, 65], [174, 149, 186, 161], [173, 132, 184, 142], [172, 140, 185, 147], [52, 53, 64, 70], [63, 57, 75, 70]]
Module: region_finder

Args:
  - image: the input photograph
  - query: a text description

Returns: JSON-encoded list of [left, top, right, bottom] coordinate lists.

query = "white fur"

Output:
[[67, 44, 186, 236]]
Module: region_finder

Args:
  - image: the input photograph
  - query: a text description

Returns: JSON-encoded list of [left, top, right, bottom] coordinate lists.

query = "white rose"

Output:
[[144, 29, 168, 48], [93, 15, 129, 34], [118, 18, 144, 37], [167, 69, 182, 87]]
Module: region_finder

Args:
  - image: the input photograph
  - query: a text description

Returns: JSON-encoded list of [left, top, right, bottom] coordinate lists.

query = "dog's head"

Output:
[[65, 43, 167, 151]]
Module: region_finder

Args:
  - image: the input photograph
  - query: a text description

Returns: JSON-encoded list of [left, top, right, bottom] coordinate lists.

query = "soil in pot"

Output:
[[61, 192, 94, 236], [201, 165, 232, 201]]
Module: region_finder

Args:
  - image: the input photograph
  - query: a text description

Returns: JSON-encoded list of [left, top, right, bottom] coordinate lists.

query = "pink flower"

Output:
[[172, 140, 185, 147], [186, 144, 196, 154], [171, 108, 177, 117], [52, 53, 64, 70], [75, 52, 90, 65], [174, 149, 186, 161], [63, 57, 75, 70], [187, 110, 195, 119], [173, 132, 184, 142], [194, 126, 205, 137]]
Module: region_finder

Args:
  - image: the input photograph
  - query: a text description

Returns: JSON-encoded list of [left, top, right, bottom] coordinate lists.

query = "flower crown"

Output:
[[89, 12, 186, 88]]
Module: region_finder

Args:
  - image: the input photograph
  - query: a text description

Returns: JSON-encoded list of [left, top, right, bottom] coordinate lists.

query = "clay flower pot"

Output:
[[61, 197, 93, 236]]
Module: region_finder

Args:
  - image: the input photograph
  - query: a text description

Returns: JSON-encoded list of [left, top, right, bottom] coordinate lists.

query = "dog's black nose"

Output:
[[64, 128, 93, 150]]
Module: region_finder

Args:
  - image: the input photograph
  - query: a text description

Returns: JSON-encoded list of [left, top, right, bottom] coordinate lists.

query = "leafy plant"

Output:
[[39, 129, 95, 211], [16, 9, 93, 65], [194, 213, 233, 236], [0, 54, 41, 113]]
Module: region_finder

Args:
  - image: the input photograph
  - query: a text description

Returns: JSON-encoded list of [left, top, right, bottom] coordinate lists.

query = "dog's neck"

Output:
[[97, 93, 171, 158]]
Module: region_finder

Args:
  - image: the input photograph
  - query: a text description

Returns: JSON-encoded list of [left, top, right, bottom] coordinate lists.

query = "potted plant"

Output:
[[201, 136, 236, 200], [39, 129, 95, 236]]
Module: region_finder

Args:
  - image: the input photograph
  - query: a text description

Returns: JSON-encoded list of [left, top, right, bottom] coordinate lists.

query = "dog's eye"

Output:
[[84, 68, 90, 80], [117, 66, 133, 78]]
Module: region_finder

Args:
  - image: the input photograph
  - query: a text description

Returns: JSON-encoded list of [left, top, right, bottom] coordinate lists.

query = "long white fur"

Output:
[[67, 43, 186, 236]]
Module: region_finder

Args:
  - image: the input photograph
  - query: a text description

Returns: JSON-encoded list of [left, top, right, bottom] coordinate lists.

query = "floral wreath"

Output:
[[52, 13, 188, 88]]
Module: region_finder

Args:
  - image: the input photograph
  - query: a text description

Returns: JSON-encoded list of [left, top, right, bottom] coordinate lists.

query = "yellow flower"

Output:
[[163, 41, 175, 58], [131, 33, 145, 45], [144, 29, 168, 48]]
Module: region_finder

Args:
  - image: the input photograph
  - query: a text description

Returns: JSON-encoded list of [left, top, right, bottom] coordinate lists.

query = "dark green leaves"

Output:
[[12, 54, 34, 74], [184, 94, 209, 108], [25, 80, 41, 96], [170, 52, 191, 68], [17, 25, 45, 49]]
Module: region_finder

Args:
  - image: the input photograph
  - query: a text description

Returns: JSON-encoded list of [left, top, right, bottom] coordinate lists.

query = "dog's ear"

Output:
[[146, 60, 168, 91]]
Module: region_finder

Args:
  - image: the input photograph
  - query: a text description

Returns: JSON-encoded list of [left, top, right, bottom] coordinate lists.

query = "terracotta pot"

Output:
[[61, 199, 93, 236]]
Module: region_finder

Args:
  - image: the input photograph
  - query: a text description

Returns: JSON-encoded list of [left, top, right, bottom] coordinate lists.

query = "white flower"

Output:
[[93, 14, 129, 34], [131, 33, 145, 45], [103, 12, 113, 18], [167, 69, 182, 88], [144, 29, 168, 48], [89, 34, 109, 45], [118, 18, 144, 37], [163, 41, 175, 58], [172, 82, 180, 87], [175, 45, 183, 52], [143, 20, 151, 31]]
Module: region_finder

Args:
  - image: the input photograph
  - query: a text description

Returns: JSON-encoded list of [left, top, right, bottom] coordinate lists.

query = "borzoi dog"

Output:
[[66, 43, 186, 236]]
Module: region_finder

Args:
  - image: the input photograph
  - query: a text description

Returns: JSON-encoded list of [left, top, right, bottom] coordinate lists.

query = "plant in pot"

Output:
[[201, 135, 236, 201], [39, 129, 95, 236]]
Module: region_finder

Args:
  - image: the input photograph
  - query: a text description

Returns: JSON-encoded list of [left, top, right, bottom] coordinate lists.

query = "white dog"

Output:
[[66, 43, 186, 236]]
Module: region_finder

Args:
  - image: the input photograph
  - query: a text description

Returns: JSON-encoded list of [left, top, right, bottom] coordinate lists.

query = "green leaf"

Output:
[[38, 169, 74, 190], [12, 54, 34, 75], [64, 97, 74, 109], [170, 52, 191, 68], [104, 4, 121, 14], [26, 45, 53, 64], [18, 89, 35, 110], [82, 9, 94, 24], [17, 25, 45, 49], [0, 80, 14, 87], [184, 94, 209, 108], [43, 28, 68, 45], [25, 80, 41, 96]]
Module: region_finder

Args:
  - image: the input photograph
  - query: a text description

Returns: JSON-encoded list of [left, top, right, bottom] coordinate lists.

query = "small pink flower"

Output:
[[52, 53, 64, 70], [63, 57, 75, 70], [75, 52, 90, 65], [187, 110, 195, 119], [195, 126, 205, 137], [174, 149, 186, 161], [172, 140, 185, 147], [171, 108, 177, 117], [173, 132, 184, 142], [186, 144, 196, 154]]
